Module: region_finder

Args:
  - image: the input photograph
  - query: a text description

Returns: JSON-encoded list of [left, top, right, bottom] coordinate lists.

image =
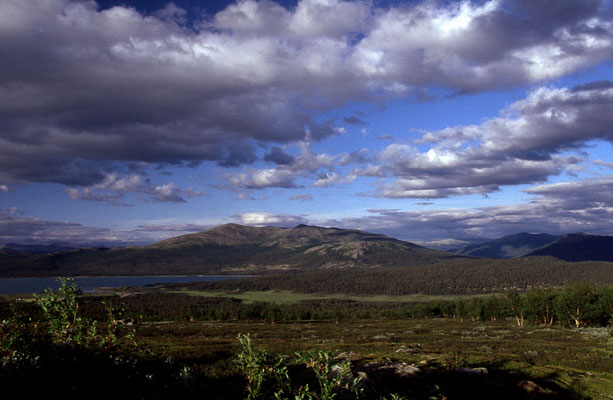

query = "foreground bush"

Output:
[[236, 333, 362, 400]]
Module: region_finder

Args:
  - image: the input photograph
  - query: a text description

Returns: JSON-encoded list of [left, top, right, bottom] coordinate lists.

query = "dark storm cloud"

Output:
[[264, 146, 296, 165], [1, 0, 612, 194], [343, 115, 366, 125]]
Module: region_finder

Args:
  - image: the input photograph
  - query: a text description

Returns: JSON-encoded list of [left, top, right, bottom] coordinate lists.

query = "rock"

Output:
[[357, 371, 370, 381], [355, 371, 376, 396], [518, 380, 547, 394], [329, 364, 348, 379], [394, 363, 422, 376], [337, 351, 360, 361], [456, 367, 489, 376]]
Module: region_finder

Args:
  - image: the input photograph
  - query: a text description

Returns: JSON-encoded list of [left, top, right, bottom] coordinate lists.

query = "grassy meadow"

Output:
[[137, 317, 613, 399], [165, 288, 494, 304]]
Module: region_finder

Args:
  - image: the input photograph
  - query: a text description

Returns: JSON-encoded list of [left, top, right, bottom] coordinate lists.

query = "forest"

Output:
[[177, 258, 613, 295]]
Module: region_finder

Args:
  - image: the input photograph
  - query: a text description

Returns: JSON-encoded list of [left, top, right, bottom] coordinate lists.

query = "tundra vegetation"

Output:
[[1, 279, 612, 399]]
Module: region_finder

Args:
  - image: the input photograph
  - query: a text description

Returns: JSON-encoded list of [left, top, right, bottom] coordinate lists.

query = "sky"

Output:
[[2, 0, 613, 247]]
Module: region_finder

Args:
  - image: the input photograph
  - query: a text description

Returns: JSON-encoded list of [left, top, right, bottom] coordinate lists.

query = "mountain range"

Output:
[[451, 233, 560, 258], [1, 224, 612, 278], [451, 232, 613, 261], [0, 224, 461, 277], [0, 242, 79, 254]]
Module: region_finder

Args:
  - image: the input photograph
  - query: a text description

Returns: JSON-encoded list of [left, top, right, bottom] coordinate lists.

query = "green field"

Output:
[[166, 289, 494, 304]]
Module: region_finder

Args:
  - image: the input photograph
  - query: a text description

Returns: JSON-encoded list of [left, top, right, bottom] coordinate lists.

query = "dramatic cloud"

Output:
[[2, 0, 612, 190], [525, 175, 613, 211], [354, 0, 613, 92], [364, 81, 613, 198], [264, 146, 296, 166], [227, 141, 338, 189]]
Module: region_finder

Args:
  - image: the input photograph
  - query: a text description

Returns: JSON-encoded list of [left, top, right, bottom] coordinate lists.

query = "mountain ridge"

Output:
[[0, 223, 459, 277], [451, 231, 613, 262], [452, 232, 560, 259], [523, 233, 613, 261], [151, 223, 411, 249]]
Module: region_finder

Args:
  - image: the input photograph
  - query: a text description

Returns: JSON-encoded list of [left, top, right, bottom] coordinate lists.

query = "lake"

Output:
[[0, 275, 248, 295]]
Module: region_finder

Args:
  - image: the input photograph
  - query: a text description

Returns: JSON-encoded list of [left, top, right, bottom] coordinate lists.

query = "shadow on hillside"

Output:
[[353, 360, 588, 400], [0, 349, 590, 400]]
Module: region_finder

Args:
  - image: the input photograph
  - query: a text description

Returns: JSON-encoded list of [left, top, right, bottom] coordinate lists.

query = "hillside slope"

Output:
[[524, 233, 613, 262], [0, 224, 462, 277], [452, 233, 559, 258]]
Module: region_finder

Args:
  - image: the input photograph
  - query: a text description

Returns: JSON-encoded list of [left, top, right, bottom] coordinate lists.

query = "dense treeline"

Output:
[[179, 258, 613, 295], [4, 284, 604, 328], [2, 283, 611, 329]]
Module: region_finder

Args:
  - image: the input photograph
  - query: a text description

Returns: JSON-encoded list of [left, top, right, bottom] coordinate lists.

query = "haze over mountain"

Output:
[[0, 224, 462, 277], [452, 233, 560, 259], [412, 238, 490, 252], [524, 233, 613, 262], [450, 232, 613, 262], [0, 242, 79, 254]]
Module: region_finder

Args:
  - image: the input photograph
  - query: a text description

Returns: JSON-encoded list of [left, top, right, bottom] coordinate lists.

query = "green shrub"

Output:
[[296, 349, 362, 400], [0, 312, 50, 369], [235, 334, 362, 400], [34, 278, 89, 344], [235, 334, 291, 400]]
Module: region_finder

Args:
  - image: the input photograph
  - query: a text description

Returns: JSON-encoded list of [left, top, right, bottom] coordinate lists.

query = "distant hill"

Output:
[[151, 223, 407, 249], [451, 233, 560, 258], [0, 224, 463, 277], [1, 242, 79, 254], [524, 233, 613, 262]]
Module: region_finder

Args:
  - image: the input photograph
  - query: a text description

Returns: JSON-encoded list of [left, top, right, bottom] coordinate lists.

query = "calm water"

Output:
[[0, 276, 248, 295]]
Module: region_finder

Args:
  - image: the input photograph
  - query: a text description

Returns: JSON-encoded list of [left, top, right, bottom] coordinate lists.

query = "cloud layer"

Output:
[[3, 170, 613, 245], [361, 81, 613, 198], [2, 0, 613, 192], [65, 172, 203, 205], [324, 174, 613, 241]]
